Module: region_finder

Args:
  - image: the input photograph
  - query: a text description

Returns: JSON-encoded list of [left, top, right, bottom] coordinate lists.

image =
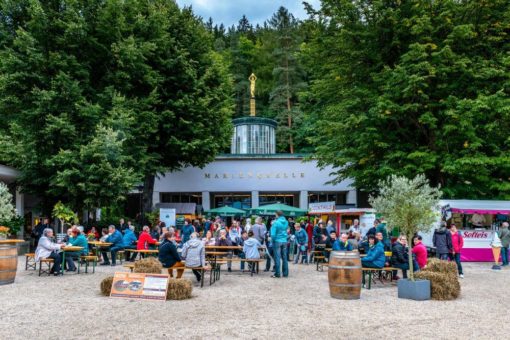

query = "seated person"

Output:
[[99, 228, 108, 242], [100, 225, 124, 266], [243, 231, 262, 273], [35, 228, 66, 275], [216, 229, 233, 271], [361, 235, 385, 269], [202, 230, 216, 246], [357, 237, 369, 254], [412, 235, 428, 269], [136, 225, 158, 259], [65, 226, 89, 271], [181, 232, 208, 282], [122, 225, 138, 261], [391, 235, 418, 279], [333, 233, 353, 251], [159, 231, 184, 278], [62, 227, 73, 243]]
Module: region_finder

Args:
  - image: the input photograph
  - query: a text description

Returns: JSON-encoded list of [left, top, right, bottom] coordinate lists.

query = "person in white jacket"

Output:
[[35, 228, 65, 275], [181, 233, 208, 282]]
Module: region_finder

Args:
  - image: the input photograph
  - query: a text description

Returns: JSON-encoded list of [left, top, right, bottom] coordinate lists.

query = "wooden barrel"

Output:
[[328, 251, 362, 299], [0, 243, 18, 285]]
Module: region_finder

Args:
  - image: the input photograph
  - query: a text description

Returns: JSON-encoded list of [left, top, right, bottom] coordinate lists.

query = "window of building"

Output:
[[308, 192, 347, 206], [259, 192, 299, 207], [160, 193, 202, 205], [211, 193, 251, 209]]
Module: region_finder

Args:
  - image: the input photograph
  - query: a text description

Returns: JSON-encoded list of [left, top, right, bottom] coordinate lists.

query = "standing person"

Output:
[[498, 222, 510, 266], [326, 220, 335, 236], [305, 221, 313, 249], [252, 217, 267, 244], [376, 220, 390, 250], [181, 219, 195, 245], [264, 223, 274, 272], [433, 222, 452, 260], [288, 218, 296, 235], [100, 225, 124, 266], [270, 210, 289, 278], [450, 224, 464, 278], [117, 218, 128, 233], [203, 218, 212, 235], [366, 220, 378, 237], [32, 217, 51, 250], [349, 219, 361, 234], [412, 235, 428, 269], [35, 228, 66, 275], [181, 232, 208, 282], [293, 223, 308, 264]]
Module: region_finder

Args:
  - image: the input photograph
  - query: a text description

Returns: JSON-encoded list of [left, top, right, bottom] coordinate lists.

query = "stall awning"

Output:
[[441, 200, 510, 214]]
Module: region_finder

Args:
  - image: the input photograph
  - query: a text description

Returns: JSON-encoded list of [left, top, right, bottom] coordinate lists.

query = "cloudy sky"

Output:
[[176, 0, 321, 27]]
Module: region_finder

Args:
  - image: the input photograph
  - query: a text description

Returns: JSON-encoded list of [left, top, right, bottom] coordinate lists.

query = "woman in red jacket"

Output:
[[450, 224, 464, 278], [137, 225, 157, 252], [412, 235, 428, 269]]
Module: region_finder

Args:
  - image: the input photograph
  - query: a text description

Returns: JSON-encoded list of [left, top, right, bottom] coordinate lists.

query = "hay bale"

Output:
[[424, 258, 458, 277], [100, 276, 114, 296], [133, 257, 163, 274], [415, 271, 461, 300], [166, 278, 192, 300]]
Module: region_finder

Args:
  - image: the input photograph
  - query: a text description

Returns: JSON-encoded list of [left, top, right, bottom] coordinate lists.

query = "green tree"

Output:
[[268, 6, 307, 153], [305, 0, 510, 198], [369, 175, 441, 281]]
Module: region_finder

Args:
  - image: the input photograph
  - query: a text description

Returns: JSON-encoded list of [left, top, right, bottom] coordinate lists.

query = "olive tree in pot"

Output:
[[369, 174, 441, 301]]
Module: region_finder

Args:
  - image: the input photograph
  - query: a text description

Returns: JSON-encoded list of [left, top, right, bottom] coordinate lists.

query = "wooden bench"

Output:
[[223, 258, 264, 275], [314, 256, 326, 271], [39, 258, 54, 276], [122, 262, 216, 287], [79, 255, 98, 274], [362, 267, 397, 289], [25, 253, 36, 271]]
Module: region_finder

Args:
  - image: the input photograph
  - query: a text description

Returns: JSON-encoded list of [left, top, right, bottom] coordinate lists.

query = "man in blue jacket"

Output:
[[101, 225, 124, 266], [270, 210, 289, 278], [122, 225, 138, 261], [293, 223, 308, 264]]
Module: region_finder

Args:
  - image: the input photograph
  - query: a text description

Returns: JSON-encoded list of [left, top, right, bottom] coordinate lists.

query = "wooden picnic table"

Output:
[[88, 241, 112, 259], [125, 248, 159, 260], [61, 246, 83, 275]]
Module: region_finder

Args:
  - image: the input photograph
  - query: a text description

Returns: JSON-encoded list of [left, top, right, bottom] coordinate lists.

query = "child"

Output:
[[243, 231, 261, 275]]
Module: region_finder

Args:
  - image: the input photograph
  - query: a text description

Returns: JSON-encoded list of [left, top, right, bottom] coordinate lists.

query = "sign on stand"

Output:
[[309, 202, 335, 213], [110, 272, 169, 301], [159, 208, 176, 228]]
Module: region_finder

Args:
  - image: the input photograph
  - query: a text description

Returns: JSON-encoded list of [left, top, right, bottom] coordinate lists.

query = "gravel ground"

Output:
[[0, 257, 508, 340]]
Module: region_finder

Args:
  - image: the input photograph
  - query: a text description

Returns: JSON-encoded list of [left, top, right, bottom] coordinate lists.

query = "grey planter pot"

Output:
[[397, 279, 430, 301]]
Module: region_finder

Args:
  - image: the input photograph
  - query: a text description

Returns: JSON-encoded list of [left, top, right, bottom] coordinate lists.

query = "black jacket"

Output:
[[433, 227, 452, 254], [158, 240, 181, 268], [391, 242, 408, 265]]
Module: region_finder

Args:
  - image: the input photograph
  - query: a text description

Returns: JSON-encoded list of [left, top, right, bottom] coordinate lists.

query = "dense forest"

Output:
[[1, 0, 509, 218]]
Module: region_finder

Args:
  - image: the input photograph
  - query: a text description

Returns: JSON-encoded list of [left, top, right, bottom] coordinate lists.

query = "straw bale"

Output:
[[166, 278, 193, 300], [133, 257, 163, 274], [415, 271, 460, 300], [100, 276, 114, 296]]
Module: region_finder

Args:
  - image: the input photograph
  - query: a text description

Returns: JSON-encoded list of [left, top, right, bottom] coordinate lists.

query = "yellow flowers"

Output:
[[0, 226, 10, 234]]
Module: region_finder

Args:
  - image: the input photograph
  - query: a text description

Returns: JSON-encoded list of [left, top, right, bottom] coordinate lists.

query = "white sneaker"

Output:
[[459, 274, 464, 278]]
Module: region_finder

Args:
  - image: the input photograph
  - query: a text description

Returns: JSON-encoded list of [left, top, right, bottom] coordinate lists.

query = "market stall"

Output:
[[425, 200, 510, 262], [308, 202, 375, 235]]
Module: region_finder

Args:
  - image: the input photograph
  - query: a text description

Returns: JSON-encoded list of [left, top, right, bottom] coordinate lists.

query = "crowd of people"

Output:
[[32, 212, 477, 281]]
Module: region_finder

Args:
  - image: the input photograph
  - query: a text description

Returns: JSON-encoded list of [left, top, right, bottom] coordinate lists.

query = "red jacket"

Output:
[[137, 231, 156, 250], [412, 242, 428, 269], [451, 231, 464, 253]]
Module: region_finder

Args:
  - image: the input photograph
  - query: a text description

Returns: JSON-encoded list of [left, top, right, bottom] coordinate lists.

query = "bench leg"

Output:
[[201, 269, 205, 288]]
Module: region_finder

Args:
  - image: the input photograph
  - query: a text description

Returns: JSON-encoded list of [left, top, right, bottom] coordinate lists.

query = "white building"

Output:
[[152, 115, 357, 214]]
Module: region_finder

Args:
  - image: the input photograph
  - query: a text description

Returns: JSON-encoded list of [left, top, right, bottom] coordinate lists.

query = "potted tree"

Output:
[[369, 174, 441, 301]]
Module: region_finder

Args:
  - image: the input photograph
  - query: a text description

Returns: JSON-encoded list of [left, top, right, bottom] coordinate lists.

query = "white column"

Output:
[[251, 191, 259, 208], [15, 188, 24, 238], [202, 191, 210, 211], [346, 190, 357, 206], [152, 191, 160, 209], [299, 191, 308, 210]]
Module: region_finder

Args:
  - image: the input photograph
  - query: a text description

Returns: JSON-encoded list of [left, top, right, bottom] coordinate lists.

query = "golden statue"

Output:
[[249, 73, 257, 98]]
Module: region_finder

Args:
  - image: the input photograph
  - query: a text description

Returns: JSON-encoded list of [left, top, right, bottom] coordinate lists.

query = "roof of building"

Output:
[[217, 153, 310, 160]]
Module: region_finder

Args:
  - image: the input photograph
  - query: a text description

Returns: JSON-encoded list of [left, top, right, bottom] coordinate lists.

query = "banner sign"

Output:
[[110, 272, 169, 301], [159, 208, 176, 228], [309, 202, 335, 212]]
